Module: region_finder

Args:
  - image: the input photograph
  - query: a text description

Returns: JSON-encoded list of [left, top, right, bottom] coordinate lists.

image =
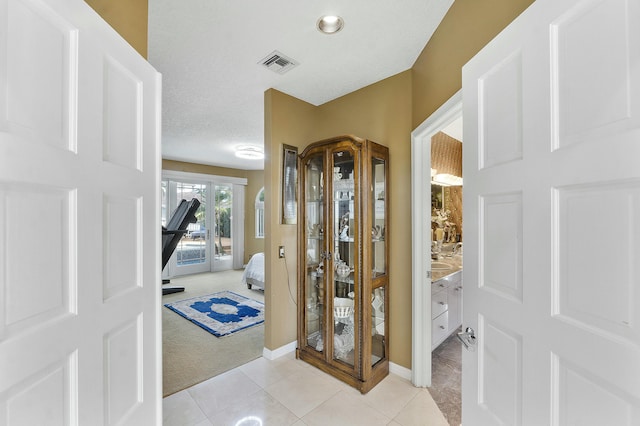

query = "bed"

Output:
[[242, 252, 265, 290]]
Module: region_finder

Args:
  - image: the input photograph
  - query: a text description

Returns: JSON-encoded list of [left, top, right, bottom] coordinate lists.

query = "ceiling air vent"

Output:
[[259, 50, 298, 75]]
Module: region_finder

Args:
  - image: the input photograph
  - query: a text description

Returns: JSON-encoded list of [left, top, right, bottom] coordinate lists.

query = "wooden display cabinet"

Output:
[[297, 135, 389, 393]]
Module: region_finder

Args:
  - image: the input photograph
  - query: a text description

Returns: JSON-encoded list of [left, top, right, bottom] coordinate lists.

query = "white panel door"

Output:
[[0, 0, 161, 424], [462, 0, 640, 424]]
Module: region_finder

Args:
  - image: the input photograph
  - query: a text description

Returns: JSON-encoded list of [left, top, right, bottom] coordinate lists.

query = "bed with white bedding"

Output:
[[242, 252, 265, 290]]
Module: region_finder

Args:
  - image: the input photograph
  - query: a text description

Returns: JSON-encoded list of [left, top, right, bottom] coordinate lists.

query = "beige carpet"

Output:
[[162, 270, 265, 397]]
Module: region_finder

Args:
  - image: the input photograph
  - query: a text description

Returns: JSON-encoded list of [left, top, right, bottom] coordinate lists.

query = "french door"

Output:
[[162, 172, 245, 277], [162, 179, 210, 276], [212, 183, 234, 271]]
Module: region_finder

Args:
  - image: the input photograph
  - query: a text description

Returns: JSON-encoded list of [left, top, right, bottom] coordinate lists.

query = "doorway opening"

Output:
[[160, 170, 256, 396], [411, 91, 463, 424]]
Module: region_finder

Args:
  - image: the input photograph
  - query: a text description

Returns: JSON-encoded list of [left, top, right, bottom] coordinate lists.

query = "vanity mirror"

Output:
[[431, 184, 463, 244]]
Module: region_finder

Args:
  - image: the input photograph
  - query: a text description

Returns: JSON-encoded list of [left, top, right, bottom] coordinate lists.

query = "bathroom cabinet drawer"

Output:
[[447, 284, 462, 333], [432, 311, 449, 349], [432, 280, 448, 292], [431, 269, 463, 350], [431, 289, 448, 319]]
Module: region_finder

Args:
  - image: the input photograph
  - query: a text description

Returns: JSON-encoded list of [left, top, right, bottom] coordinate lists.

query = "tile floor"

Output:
[[430, 331, 462, 426], [163, 351, 449, 426]]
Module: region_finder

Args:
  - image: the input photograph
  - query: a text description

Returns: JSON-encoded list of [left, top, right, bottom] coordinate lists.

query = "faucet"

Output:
[[452, 242, 463, 255], [431, 241, 439, 260]]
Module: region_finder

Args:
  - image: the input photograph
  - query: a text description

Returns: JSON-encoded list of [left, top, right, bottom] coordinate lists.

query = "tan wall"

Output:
[[315, 71, 414, 368], [244, 170, 265, 264], [264, 90, 319, 349], [412, 0, 534, 127], [263, 73, 413, 356], [85, 0, 148, 58], [264, 1, 536, 368], [264, 72, 413, 364]]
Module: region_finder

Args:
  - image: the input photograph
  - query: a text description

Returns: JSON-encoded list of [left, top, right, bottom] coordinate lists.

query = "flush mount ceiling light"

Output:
[[235, 145, 264, 160], [317, 15, 344, 34]]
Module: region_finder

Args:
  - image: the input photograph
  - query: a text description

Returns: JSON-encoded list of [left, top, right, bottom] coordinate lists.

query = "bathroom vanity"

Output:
[[431, 256, 463, 350]]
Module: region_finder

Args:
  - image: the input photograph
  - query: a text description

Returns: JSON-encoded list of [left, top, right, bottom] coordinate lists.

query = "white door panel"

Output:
[[463, 0, 640, 424], [0, 0, 161, 424], [3, 0, 76, 150]]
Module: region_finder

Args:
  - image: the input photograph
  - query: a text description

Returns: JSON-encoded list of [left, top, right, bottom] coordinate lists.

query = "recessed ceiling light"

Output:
[[235, 145, 264, 160], [317, 15, 344, 34]]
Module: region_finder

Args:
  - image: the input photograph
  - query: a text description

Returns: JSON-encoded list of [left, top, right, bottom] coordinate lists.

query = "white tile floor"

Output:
[[163, 352, 449, 426]]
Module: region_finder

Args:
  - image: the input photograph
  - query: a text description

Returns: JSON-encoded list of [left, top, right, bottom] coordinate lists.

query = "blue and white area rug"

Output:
[[164, 291, 264, 338]]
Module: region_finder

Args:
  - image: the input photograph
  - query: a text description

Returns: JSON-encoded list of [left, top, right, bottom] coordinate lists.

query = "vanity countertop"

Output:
[[431, 255, 463, 281]]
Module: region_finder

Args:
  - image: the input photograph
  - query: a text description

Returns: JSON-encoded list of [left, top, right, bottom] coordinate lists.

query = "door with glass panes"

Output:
[[161, 179, 236, 276], [162, 179, 210, 276], [212, 183, 234, 271]]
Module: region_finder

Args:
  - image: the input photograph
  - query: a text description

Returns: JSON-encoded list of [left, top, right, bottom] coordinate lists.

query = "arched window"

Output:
[[255, 187, 265, 238]]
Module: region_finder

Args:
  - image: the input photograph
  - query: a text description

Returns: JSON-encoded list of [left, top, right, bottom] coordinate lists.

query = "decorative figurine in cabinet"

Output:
[[297, 135, 389, 393]]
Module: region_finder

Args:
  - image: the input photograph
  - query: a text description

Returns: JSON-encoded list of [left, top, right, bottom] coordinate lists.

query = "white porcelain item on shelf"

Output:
[[335, 261, 351, 278], [339, 226, 349, 241], [334, 297, 353, 318]]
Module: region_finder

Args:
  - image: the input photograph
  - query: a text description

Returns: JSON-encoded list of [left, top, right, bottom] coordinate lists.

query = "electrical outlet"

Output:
[[278, 246, 285, 258]]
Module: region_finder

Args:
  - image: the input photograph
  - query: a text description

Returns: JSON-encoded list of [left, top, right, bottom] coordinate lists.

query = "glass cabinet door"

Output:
[[371, 157, 386, 277], [370, 156, 387, 366], [303, 153, 324, 353], [331, 149, 357, 366]]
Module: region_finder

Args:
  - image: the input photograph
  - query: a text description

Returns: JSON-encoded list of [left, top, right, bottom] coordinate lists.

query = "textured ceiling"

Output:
[[148, 0, 454, 170]]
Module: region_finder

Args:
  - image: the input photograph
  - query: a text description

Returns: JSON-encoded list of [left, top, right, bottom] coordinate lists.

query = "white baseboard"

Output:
[[263, 340, 297, 360], [390, 362, 412, 381], [263, 343, 413, 383]]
